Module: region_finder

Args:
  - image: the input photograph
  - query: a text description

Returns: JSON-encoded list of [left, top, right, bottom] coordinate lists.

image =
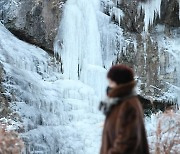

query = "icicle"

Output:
[[139, 0, 162, 31], [112, 7, 124, 26]]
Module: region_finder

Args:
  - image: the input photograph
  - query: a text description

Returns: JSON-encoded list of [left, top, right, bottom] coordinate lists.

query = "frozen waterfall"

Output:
[[54, 0, 103, 79], [54, 0, 107, 97]]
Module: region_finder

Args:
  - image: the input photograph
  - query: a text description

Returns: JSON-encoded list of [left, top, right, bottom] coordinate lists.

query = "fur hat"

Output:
[[107, 64, 134, 84]]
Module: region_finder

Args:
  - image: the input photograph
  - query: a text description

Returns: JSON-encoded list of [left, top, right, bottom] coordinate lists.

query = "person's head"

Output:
[[106, 64, 135, 94]]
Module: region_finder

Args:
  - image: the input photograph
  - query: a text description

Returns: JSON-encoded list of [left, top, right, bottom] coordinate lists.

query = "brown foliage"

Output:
[[149, 111, 180, 154], [0, 125, 24, 154]]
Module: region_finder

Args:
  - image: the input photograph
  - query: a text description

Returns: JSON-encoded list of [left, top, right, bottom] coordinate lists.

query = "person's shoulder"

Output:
[[122, 96, 142, 110], [118, 97, 143, 118], [126, 96, 140, 104]]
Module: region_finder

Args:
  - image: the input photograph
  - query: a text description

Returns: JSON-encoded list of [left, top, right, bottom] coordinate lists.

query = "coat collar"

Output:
[[99, 81, 137, 115], [108, 80, 136, 98]]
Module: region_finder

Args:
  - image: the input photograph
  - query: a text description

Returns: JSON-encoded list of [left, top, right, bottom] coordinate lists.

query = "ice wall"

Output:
[[54, 0, 102, 79], [54, 0, 107, 97]]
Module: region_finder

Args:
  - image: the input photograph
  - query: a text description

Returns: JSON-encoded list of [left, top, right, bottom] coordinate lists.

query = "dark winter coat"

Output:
[[100, 82, 149, 154]]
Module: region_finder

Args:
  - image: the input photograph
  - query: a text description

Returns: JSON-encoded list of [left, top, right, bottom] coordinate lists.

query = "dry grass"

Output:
[[0, 125, 24, 154]]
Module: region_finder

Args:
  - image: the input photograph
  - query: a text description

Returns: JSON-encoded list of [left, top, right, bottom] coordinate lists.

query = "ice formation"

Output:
[[139, 0, 162, 31], [54, 0, 103, 80], [54, 0, 108, 97], [0, 22, 104, 154]]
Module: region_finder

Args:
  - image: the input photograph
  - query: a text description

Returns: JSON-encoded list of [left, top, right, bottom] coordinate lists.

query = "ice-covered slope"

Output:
[[0, 22, 104, 154]]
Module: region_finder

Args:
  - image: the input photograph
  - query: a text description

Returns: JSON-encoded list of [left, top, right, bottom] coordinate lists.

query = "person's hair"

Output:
[[107, 64, 134, 84]]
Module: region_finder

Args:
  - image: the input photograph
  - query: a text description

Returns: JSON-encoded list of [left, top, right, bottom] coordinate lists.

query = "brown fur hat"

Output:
[[107, 64, 134, 84]]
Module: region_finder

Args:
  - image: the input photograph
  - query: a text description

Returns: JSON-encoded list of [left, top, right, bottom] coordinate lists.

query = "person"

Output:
[[99, 64, 149, 154]]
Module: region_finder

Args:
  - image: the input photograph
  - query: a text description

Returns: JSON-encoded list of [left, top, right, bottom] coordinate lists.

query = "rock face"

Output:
[[160, 0, 180, 27], [0, 63, 7, 118], [0, 0, 65, 53], [101, 0, 180, 100], [0, 63, 13, 119]]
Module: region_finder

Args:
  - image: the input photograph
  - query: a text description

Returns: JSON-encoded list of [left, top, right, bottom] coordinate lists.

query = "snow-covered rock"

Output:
[[0, 0, 65, 53]]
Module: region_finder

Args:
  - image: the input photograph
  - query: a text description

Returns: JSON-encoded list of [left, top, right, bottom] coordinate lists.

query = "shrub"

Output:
[[148, 111, 180, 154], [0, 125, 24, 154]]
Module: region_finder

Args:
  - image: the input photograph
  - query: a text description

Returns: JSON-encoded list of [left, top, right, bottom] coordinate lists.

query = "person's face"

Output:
[[108, 79, 118, 88], [106, 79, 118, 95]]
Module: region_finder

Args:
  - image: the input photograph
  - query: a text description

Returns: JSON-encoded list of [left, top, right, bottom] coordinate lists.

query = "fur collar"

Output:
[[99, 81, 137, 115], [99, 97, 121, 115], [108, 81, 136, 98]]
